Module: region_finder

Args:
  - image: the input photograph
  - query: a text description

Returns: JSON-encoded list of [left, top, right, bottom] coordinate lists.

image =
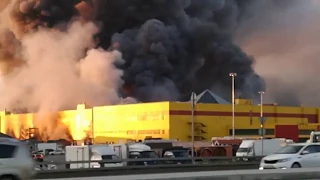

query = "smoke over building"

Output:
[[0, 0, 306, 113]]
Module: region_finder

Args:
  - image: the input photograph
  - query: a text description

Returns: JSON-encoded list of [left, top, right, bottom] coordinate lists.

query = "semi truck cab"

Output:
[[236, 140, 254, 156]]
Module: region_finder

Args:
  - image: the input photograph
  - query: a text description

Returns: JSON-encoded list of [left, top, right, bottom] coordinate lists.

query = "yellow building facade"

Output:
[[0, 101, 319, 143], [169, 101, 320, 142]]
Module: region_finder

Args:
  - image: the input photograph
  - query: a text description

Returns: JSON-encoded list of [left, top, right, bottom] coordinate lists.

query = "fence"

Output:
[[35, 156, 262, 179], [36, 167, 320, 180], [37, 156, 263, 166]]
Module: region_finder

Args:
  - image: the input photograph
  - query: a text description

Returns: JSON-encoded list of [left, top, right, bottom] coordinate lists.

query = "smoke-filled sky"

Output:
[[237, 0, 320, 106], [0, 0, 318, 113]]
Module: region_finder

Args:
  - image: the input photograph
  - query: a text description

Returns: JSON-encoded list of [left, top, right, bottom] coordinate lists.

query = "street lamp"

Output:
[[190, 92, 197, 162], [229, 73, 237, 139], [258, 91, 265, 121], [258, 91, 265, 155]]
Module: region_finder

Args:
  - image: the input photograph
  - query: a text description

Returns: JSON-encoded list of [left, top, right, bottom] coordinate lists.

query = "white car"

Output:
[[0, 137, 35, 180], [259, 143, 320, 169], [49, 150, 65, 155]]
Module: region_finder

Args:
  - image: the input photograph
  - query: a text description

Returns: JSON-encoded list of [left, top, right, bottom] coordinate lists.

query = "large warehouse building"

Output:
[[0, 90, 319, 143]]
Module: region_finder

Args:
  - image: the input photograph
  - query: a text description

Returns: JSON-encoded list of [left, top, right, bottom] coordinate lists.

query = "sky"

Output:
[[236, 0, 320, 106]]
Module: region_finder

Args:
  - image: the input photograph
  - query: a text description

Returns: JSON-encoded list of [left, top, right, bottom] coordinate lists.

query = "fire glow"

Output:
[[3, 109, 92, 142]]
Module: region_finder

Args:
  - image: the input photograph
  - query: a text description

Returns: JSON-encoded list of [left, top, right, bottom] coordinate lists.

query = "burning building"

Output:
[[1, 104, 91, 142], [0, 1, 316, 144], [1, 96, 320, 144]]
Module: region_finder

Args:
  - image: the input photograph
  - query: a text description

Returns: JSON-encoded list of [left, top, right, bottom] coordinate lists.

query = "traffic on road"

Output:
[[27, 132, 320, 171], [1, 132, 320, 180]]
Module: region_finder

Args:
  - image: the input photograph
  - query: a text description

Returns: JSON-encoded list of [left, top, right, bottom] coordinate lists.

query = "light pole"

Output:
[[190, 92, 197, 162], [259, 91, 265, 155], [229, 73, 237, 139]]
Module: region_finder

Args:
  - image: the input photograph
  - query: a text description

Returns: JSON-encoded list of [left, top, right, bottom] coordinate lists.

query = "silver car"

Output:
[[0, 138, 35, 180]]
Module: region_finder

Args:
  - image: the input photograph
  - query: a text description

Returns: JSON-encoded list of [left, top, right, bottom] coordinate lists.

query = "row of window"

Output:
[[228, 129, 315, 136]]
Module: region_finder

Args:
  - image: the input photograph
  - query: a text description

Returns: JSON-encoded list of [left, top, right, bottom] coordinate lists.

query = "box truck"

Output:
[[236, 139, 293, 157]]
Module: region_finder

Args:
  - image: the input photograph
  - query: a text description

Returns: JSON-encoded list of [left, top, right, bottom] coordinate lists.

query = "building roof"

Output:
[[0, 133, 15, 139], [190, 89, 230, 104]]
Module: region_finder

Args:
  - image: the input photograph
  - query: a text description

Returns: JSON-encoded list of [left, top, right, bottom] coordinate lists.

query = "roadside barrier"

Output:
[[35, 156, 262, 179], [38, 167, 320, 180]]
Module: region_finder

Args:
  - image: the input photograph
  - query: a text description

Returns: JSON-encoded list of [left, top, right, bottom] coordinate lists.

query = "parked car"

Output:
[[0, 137, 35, 180], [260, 143, 320, 169], [162, 147, 192, 164], [32, 153, 44, 162], [128, 151, 161, 166], [49, 149, 65, 155], [33, 149, 54, 155], [45, 149, 54, 155]]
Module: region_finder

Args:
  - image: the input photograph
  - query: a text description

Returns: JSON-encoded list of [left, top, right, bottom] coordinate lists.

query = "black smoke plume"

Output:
[[0, 0, 303, 106]]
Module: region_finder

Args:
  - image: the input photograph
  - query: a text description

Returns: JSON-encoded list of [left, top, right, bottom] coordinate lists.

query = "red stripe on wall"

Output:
[[169, 110, 318, 123]]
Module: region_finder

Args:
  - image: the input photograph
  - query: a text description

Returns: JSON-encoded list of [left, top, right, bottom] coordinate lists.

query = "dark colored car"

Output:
[[162, 147, 193, 164], [128, 151, 161, 166]]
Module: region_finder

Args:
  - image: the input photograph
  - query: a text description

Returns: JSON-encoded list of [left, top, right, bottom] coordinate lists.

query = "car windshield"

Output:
[[275, 145, 304, 154], [135, 151, 159, 158], [171, 150, 190, 157], [237, 148, 249, 153], [101, 155, 119, 160]]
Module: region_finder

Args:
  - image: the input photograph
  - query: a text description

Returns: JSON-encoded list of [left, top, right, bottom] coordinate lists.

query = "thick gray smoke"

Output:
[[0, 0, 308, 110], [0, 0, 131, 114], [237, 0, 320, 106], [0, 21, 126, 112]]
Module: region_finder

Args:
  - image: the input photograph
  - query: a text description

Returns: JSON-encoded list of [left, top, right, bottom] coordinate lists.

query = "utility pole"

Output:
[[229, 73, 237, 139], [259, 91, 265, 155], [190, 92, 196, 163]]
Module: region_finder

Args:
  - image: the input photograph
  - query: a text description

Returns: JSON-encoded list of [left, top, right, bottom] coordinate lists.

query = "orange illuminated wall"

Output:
[[92, 102, 170, 143], [0, 100, 320, 143], [60, 104, 93, 140], [3, 113, 34, 138]]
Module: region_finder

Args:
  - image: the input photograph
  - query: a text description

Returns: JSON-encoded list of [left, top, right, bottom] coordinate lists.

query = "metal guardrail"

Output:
[[45, 167, 320, 180], [35, 156, 262, 179], [37, 156, 263, 165]]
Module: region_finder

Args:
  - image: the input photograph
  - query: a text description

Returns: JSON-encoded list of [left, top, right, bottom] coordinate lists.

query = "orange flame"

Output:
[[1, 106, 92, 142]]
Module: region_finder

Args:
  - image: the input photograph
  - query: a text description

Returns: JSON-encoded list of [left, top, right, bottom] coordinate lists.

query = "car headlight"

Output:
[[278, 158, 290, 163]]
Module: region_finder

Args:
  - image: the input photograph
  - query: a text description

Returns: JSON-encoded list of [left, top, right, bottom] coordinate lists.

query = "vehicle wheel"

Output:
[[0, 175, 17, 180], [291, 163, 301, 168]]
